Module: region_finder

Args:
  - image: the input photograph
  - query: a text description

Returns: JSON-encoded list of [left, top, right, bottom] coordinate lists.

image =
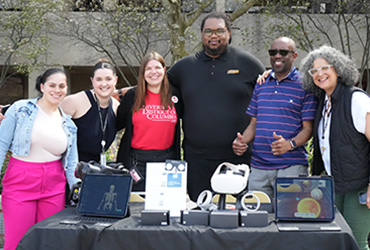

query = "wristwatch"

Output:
[[288, 139, 297, 151], [118, 89, 123, 98]]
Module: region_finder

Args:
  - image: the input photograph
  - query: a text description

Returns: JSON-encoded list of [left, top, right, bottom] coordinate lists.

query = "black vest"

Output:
[[312, 83, 370, 194]]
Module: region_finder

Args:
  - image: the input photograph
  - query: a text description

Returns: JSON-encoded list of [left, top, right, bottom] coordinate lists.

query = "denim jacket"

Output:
[[0, 98, 80, 189]]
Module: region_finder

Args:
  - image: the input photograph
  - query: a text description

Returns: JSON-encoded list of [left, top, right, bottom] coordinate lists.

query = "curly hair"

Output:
[[300, 45, 359, 98]]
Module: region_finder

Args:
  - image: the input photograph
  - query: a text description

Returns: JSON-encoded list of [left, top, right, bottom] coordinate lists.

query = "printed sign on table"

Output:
[[145, 160, 187, 217]]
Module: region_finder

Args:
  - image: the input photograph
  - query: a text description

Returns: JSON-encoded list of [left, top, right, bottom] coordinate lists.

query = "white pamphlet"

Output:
[[145, 160, 187, 217]]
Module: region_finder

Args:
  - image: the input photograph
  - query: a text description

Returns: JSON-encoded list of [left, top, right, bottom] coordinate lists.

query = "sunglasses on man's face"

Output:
[[268, 49, 295, 57]]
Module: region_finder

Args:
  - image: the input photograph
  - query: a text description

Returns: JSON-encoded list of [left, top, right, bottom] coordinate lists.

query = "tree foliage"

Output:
[[162, 0, 260, 63], [58, 0, 259, 83], [58, 0, 169, 87], [0, 0, 59, 90], [161, 0, 215, 63], [250, 0, 370, 93]]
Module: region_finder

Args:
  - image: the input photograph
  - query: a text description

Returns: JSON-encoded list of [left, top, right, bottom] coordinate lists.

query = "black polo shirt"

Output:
[[168, 46, 265, 160]]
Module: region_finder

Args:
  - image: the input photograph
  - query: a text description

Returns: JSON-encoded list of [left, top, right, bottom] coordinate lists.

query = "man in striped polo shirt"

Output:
[[232, 37, 317, 199]]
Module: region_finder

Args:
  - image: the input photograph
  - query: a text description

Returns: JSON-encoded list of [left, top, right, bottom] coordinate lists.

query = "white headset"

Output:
[[240, 191, 261, 212], [196, 190, 218, 211]]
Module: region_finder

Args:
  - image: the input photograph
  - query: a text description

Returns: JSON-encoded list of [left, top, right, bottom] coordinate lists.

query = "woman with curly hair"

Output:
[[301, 45, 370, 250]]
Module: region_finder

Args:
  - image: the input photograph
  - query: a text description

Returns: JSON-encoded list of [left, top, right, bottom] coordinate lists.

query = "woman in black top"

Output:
[[116, 52, 181, 192], [60, 60, 120, 163], [301, 45, 370, 250]]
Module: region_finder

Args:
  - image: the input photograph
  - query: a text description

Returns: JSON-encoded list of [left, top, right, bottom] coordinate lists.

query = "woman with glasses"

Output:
[[301, 45, 370, 250], [116, 52, 181, 192]]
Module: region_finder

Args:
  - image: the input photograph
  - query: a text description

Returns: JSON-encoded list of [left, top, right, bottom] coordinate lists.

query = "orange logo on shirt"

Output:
[[227, 69, 239, 74]]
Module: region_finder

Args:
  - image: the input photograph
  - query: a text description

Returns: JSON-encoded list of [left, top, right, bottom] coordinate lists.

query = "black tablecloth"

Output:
[[17, 203, 359, 250]]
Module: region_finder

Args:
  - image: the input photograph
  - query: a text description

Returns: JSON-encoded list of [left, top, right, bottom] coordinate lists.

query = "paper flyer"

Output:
[[145, 160, 187, 217]]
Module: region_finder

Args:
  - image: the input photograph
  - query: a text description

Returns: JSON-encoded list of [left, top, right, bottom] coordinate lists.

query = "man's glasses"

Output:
[[308, 65, 333, 77], [268, 49, 295, 57], [203, 28, 227, 37]]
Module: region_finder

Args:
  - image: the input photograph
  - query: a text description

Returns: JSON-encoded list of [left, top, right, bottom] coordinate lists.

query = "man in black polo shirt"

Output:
[[167, 12, 265, 202]]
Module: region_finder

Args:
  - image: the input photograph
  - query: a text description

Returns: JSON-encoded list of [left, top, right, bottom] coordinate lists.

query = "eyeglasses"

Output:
[[165, 163, 185, 172], [308, 64, 333, 77], [268, 49, 295, 57], [203, 28, 227, 37]]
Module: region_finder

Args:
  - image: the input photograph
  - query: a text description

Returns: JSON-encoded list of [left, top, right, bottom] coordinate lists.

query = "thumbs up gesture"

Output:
[[271, 132, 291, 155], [232, 132, 248, 156]]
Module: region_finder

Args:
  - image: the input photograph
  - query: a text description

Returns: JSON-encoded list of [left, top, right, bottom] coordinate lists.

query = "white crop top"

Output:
[[14, 107, 68, 162]]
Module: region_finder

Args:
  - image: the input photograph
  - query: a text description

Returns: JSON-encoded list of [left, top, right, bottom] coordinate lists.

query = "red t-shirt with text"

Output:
[[131, 90, 177, 150]]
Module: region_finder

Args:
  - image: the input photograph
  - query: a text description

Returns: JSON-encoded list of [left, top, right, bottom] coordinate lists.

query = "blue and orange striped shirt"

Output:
[[247, 67, 317, 170]]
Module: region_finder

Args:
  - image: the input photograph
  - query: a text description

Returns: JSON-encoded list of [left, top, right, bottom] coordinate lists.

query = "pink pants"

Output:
[[2, 157, 66, 250]]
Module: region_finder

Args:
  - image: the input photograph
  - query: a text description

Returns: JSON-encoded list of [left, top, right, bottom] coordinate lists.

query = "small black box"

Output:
[[141, 209, 170, 226], [180, 210, 209, 226], [209, 210, 239, 228], [244, 203, 273, 213], [239, 210, 268, 227]]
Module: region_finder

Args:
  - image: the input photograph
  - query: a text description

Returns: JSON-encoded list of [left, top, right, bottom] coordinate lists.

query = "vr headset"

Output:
[[210, 162, 250, 195], [75, 160, 128, 180], [197, 162, 261, 212], [70, 161, 129, 205]]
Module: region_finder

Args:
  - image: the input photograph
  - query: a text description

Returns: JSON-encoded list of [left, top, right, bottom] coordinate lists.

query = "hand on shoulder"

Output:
[[112, 87, 134, 102], [257, 69, 272, 85], [0, 112, 5, 125]]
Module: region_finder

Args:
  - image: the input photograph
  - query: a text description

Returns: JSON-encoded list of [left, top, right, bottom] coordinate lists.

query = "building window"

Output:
[[73, 0, 102, 11]]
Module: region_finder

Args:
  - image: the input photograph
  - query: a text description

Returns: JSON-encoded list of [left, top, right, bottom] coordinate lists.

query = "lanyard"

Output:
[[94, 93, 111, 165], [322, 99, 332, 139]]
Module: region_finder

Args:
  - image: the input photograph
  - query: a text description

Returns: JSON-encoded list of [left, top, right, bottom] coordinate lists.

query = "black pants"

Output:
[[129, 147, 176, 192], [185, 153, 251, 202]]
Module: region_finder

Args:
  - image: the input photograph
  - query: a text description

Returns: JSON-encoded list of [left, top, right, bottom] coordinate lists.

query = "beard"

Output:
[[203, 41, 228, 57]]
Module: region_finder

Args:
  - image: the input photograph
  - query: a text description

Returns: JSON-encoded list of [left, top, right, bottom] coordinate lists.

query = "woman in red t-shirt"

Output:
[[116, 52, 181, 192]]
